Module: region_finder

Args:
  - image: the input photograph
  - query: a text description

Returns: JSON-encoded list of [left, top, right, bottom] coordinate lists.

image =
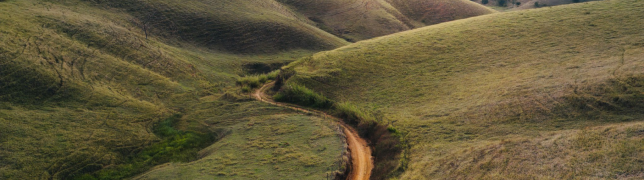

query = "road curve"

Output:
[[253, 82, 373, 180]]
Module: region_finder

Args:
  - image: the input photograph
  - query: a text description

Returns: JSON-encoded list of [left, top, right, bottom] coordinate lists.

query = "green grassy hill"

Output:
[[278, 0, 495, 42], [88, 0, 350, 53], [134, 113, 345, 180], [284, 0, 644, 179], [0, 0, 347, 179]]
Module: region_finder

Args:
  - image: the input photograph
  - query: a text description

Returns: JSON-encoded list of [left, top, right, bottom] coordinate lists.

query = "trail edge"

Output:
[[253, 82, 373, 180]]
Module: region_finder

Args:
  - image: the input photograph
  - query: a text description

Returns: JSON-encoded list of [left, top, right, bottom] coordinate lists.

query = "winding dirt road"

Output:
[[253, 82, 373, 180]]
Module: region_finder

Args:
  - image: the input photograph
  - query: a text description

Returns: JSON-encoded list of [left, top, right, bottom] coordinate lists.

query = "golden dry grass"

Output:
[[285, 0, 644, 178]]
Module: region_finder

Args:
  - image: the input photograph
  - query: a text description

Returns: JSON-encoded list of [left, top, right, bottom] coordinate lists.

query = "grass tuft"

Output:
[[273, 83, 333, 109], [236, 70, 280, 92]]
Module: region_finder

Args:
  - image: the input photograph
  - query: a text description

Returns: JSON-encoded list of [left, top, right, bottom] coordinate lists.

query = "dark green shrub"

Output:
[[273, 83, 333, 109], [258, 76, 268, 84], [498, 0, 507, 6], [273, 68, 296, 91], [482, 0, 489, 4], [241, 85, 252, 93], [333, 102, 376, 125], [266, 70, 279, 80], [236, 76, 261, 88], [236, 70, 279, 91], [71, 115, 220, 180]]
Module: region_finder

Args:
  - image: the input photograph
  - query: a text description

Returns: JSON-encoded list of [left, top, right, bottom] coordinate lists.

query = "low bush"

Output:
[[498, 0, 507, 6], [273, 83, 333, 109], [241, 85, 252, 93], [236, 76, 262, 88], [236, 70, 280, 91], [266, 69, 280, 80], [333, 102, 376, 125], [273, 68, 296, 91]]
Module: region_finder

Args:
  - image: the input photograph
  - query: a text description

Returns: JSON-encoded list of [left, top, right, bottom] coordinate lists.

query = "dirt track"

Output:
[[253, 82, 373, 180]]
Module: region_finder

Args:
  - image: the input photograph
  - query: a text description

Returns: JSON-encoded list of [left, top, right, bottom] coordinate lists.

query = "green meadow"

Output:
[[285, 0, 644, 179], [3, 0, 638, 179]]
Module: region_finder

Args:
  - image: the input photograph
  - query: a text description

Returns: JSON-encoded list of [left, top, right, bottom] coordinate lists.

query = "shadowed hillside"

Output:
[[278, 0, 495, 42], [85, 0, 349, 53], [387, 0, 496, 26], [283, 0, 644, 179], [472, 0, 601, 10]]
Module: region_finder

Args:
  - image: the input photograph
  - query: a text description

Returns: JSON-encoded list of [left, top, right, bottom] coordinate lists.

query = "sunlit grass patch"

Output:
[[132, 113, 345, 180], [285, 0, 644, 179]]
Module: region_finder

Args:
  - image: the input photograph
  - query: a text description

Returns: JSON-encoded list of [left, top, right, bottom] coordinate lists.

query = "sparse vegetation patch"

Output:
[[71, 114, 220, 180], [236, 70, 279, 92]]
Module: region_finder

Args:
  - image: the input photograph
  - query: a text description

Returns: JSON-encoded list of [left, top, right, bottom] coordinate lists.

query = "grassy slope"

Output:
[[135, 112, 345, 180], [286, 0, 644, 179], [0, 0, 347, 179], [89, 0, 349, 53], [278, 0, 495, 42]]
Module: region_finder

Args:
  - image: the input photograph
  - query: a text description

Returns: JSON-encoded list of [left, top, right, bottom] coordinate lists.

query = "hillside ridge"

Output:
[[284, 0, 644, 179]]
